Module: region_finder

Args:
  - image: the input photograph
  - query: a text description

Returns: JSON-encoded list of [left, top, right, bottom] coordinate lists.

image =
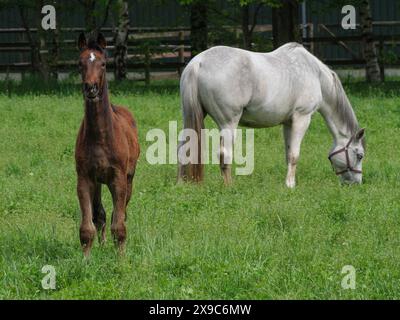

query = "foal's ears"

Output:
[[97, 33, 107, 49], [355, 128, 365, 141], [78, 33, 106, 51], [78, 33, 87, 51]]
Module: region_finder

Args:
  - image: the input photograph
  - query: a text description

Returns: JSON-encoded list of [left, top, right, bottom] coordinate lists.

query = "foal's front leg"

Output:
[[109, 171, 128, 252], [283, 114, 311, 188], [93, 183, 106, 245], [77, 176, 96, 257]]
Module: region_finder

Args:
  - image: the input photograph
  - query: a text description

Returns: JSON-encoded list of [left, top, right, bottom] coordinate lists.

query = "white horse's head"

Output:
[[328, 128, 365, 185]]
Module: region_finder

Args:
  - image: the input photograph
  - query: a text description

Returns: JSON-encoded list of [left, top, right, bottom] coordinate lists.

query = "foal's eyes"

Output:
[[101, 62, 106, 68], [357, 153, 364, 161]]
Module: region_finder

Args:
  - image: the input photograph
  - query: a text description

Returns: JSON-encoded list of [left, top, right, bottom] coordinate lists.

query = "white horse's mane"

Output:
[[331, 71, 359, 135], [282, 43, 359, 135]]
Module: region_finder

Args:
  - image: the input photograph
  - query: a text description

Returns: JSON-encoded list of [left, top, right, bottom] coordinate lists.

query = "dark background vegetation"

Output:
[[0, 0, 399, 84]]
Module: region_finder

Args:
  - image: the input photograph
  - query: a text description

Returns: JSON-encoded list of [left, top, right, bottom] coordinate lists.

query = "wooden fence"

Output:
[[0, 24, 399, 82], [305, 21, 400, 81], [0, 26, 191, 84]]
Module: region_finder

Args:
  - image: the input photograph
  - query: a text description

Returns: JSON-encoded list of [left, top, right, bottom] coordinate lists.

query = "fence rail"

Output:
[[0, 24, 399, 81]]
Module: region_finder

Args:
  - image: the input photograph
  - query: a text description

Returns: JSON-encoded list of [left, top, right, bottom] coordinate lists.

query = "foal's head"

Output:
[[78, 33, 107, 102]]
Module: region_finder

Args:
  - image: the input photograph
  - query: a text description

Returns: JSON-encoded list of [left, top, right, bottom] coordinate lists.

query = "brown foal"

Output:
[[75, 33, 140, 256]]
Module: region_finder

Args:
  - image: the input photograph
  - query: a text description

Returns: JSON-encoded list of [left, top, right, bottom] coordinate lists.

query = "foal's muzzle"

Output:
[[84, 83, 99, 99]]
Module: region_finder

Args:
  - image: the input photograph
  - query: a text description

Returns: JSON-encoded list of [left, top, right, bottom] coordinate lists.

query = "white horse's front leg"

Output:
[[283, 114, 311, 188]]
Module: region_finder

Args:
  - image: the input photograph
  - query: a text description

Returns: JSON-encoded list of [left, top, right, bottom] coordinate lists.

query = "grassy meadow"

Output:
[[0, 78, 399, 299]]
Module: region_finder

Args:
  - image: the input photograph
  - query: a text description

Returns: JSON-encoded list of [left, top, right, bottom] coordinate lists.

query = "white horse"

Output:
[[178, 43, 365, 187]]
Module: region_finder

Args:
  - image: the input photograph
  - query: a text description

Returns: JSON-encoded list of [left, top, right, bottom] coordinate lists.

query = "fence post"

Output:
[[308, 23, 314, 54], [144, 43, 150, 86], [178, 31, 185, 76], [6, 67, 11, 98], [378, 39, 385, 82]]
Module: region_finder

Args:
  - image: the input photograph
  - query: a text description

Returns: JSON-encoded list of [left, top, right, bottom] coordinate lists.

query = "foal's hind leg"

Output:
[[283, 113, 311, 188], [93, 183, 106, 244], [124, 174, 134, 221]]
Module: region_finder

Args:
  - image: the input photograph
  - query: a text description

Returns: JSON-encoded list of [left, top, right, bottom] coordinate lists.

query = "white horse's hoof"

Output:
[[286, 180, 296, 188]]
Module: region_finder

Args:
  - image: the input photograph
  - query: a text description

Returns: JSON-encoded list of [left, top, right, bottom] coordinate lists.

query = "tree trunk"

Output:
[[114, 0, 129, 81], [36, 0, 50, 82], [37, 30, 50, 82], [241, 3, 263, 50], [50, 25, 60, 80], [17, 3, 50, 81], [84, 0, 97, 33], [360, 0, 380, 82], [272, 0, 301, 49], [241, 5, 251, 50], [190, 1, 208, 57]]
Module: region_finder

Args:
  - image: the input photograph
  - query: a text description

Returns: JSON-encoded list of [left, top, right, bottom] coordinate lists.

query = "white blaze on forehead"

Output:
[[89, 52, 96, 62]]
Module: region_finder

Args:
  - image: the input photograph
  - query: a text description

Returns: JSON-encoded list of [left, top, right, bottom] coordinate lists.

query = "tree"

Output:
[[190, 0, 209, 57], [311, 0, 382, 82], [240, 3, 264, 50], [14, 0, 55, 81], [180, 0, 282, 53], [76, 0, 113, 34], [207, 0, 282, 50], [179, 0, 208, 57], [113, 0, 129, 81], [272, 0, 301, 48], [360, 0, 380, 82], [239, 1, 284, 50]]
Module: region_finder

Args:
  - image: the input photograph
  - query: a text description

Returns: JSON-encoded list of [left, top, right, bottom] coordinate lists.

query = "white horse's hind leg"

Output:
[[283, 113, 311, 188], [219, 125, 237, 185], [177, 140, 186, 183]]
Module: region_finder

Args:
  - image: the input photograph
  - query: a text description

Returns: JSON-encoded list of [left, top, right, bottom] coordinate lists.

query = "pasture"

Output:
[[0, 78, 399, 299]]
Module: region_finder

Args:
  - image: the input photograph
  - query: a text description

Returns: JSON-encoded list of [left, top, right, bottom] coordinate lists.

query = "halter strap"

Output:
[[328, 135, 362, 175]]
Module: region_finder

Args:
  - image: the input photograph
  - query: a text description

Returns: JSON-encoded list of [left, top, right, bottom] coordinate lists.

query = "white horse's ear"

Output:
[[355, 128, 365, 140]]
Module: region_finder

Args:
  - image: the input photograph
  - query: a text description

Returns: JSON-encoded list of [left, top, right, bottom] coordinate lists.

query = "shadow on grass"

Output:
[[343, 80, 400, 97], [1, 75, 399, 98], [0, 76, 180, 97]]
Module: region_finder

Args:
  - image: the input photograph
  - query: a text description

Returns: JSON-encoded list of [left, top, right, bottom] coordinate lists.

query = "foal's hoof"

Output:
[[111, 223, 126, 251], [98, 225, 106, 245], [117, 243, 126, 256], [80, 224, 96, 257], [82, 245, 92, 258]]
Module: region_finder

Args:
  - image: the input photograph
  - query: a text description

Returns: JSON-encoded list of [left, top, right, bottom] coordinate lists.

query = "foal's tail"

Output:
[[178, 62, 204, 182]]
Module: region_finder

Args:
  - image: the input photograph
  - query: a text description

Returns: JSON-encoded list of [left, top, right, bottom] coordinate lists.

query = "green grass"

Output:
[[0, 78, 399, 299]]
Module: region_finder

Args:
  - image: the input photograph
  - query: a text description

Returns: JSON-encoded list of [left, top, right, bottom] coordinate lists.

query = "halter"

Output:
[[328, 135, 362, 176]]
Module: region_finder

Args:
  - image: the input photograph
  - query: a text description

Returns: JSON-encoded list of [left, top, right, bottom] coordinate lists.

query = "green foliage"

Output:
[[379, 46, 399, 65], [0, 78, 400, 299], [178, 0, 282, 6], [236, 0, 282, 7]]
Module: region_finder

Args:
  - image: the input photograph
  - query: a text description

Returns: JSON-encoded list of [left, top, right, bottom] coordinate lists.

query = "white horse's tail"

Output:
[[178, 63, 204, 182]]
